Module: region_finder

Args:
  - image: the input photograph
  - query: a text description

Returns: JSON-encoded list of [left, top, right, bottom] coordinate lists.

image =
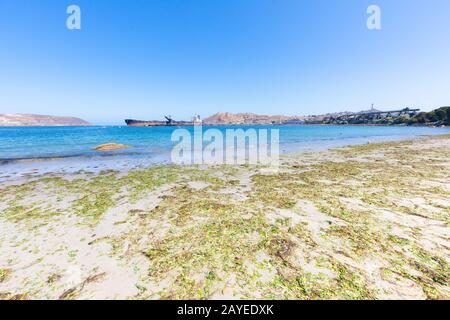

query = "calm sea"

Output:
[[0, 125, 449, 180]]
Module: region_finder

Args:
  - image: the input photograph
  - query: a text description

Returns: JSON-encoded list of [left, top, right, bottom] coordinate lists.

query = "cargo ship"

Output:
[[125, 115, 202, 127]]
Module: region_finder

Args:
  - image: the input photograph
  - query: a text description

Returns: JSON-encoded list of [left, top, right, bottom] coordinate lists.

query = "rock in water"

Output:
[[93, 143, 131, 151]]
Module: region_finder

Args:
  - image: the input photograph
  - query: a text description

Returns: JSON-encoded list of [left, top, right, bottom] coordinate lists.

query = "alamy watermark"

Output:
[[66, 5, 81, 30], [171, 126, 280, 169], [367, 5, 382, 30], [66, 5, 381, 31]]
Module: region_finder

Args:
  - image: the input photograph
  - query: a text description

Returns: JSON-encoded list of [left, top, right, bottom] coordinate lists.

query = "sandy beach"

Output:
[[0, 135, 449, 300]]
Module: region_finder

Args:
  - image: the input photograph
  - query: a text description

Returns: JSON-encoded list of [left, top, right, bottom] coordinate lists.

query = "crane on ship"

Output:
[[164, 115, 174, 125]]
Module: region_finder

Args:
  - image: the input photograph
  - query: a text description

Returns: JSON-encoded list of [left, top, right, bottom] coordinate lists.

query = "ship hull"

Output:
[[125, 119, 198, 127]]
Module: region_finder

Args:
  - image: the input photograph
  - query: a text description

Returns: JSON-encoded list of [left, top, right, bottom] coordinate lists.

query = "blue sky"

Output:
[[0, 0, 449, 125]]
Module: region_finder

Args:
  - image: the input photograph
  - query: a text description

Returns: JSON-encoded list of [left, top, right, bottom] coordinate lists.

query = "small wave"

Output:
[[0, 151, 149, 165]]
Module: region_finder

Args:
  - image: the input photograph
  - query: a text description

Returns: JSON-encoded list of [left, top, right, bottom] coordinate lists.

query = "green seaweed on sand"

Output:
[[0, 269, 11, 283], [0, 134, 449, 299]]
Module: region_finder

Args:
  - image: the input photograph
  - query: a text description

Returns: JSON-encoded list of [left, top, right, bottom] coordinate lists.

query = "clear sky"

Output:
[[1, 0, 449, 125]]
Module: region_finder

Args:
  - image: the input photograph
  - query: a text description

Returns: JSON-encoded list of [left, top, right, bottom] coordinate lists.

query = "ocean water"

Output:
[[0, 125, 449, 181]]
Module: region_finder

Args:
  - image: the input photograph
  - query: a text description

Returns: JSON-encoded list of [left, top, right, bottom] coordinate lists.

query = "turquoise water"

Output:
[[1, 125, 449, 161], [0, 125, 449, 181]]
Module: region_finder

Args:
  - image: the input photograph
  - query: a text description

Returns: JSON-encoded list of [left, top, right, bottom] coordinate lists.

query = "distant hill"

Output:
[[203, 112, 305, 125], [203, 106, 447, 126], [322, 107, 450, 126], [409, 107, 450, 126], [0, 114, 91, 126], [203, 109, 379, 125]]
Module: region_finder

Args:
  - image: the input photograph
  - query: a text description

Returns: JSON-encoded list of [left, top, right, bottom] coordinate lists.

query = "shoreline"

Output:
[[0, 134, 449, 299], [2, 125, 450, 167], [0, 133, 448, 186], [1, 131, 448, 172]]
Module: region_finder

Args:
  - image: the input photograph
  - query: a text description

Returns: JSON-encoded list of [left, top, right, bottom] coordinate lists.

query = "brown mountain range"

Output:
[[203, 112, 307, 125], [202, 110, 382, 125]]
